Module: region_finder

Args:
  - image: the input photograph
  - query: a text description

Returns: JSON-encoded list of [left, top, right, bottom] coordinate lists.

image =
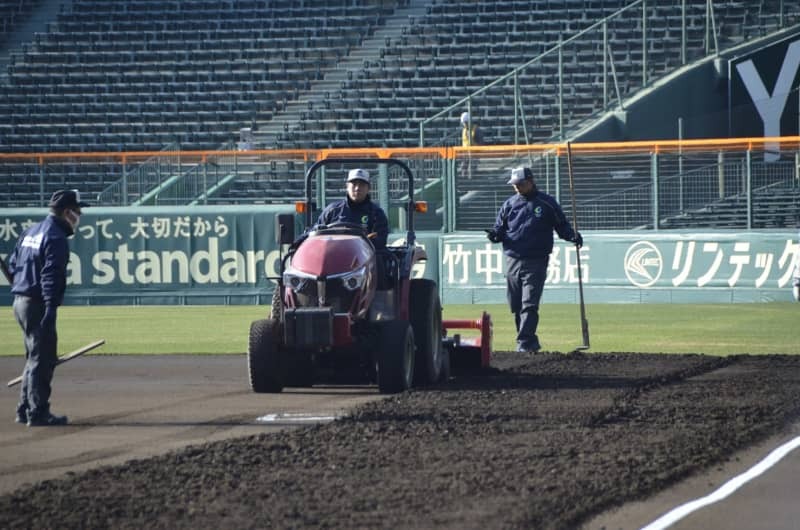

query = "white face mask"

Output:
[[64, 209, 81, 230]]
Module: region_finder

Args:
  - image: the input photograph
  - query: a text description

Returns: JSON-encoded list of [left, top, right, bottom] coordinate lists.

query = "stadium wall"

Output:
[[578, 31, 800, 143], [1, 207, 796, 305], [578, 61, 728, 141]]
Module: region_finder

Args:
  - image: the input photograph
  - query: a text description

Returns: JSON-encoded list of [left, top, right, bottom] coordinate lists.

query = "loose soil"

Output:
[[2, 351, 799, 529]]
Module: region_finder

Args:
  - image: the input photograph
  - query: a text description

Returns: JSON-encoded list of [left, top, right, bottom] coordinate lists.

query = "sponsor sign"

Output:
[[1, 208, 796, 304], [439, 232, 799, 304]]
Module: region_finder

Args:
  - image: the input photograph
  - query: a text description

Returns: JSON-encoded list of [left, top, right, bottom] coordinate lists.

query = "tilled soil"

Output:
[[2, 351, 800, 529]]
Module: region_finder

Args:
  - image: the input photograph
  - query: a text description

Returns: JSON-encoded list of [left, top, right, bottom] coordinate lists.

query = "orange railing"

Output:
[[2, 138, 799, 231]]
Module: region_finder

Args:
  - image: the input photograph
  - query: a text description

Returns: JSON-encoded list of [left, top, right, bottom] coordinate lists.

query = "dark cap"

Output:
[[48, 189, 90, 209]]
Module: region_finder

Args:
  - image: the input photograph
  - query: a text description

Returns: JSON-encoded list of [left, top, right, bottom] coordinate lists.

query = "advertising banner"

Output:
[[1, 207, 797, 304], [439, 231, 799, 304], [0, 206, 297, 305]]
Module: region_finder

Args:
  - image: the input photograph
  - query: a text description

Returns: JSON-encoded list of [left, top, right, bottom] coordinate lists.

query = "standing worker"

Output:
[[486, 167, 583, 352], [460, 111, 483, 179], [7, 189, 89, 426]]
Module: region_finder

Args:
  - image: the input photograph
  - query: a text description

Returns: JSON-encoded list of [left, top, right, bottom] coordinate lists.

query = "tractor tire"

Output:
[[409, 279, 443, 385], [270, 288, 281, 320], [248, 319, 285, 393], [376, 320, 415, 394]]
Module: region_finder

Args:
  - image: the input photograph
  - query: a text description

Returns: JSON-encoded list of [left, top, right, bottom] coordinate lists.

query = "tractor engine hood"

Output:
[[291, 235, 374, 276], [284, 234, 377, 317]]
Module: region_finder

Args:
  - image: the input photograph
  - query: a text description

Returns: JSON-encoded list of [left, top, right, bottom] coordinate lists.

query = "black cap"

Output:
[[48, 189, 89, 209]]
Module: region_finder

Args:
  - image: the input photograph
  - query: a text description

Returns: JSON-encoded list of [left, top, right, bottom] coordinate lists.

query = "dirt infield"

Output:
[[2, 351, 799, 529]]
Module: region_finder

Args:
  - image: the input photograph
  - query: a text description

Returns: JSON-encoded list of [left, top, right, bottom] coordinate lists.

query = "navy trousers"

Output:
[[506, 255, 549, 350], [13, 296, 58, 419]]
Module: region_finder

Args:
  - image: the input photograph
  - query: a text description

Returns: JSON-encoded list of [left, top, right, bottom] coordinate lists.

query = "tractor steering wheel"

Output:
[[326, 221, 366, 231], [314, 221, 368, 236], [311, 222, 378, 248]]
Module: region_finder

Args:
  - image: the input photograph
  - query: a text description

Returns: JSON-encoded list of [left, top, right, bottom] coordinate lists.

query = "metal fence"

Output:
[[451, 137, 800, 231], [1, 138, 799, 231]]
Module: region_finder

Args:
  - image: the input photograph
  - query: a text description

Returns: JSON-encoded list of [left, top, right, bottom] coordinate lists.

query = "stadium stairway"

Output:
[[250, 0, 429, 149], [0, 0, 65, 80]]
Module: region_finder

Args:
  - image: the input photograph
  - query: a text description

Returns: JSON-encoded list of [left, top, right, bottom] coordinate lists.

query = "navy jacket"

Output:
[[8, 214, 73, 306], [492, 188, 577, 259], [316, 195, 389, 249]]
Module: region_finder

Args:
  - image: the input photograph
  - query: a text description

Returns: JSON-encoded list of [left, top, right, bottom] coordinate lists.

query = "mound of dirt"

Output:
[[2, 352, 799, 529]]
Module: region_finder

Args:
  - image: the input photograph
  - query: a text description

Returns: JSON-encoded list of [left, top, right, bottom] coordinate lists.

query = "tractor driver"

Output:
[[315, 168, 392, 288], [315, 168, 390, 249]]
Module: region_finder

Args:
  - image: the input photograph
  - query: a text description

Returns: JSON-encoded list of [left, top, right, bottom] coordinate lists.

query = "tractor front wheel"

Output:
[[376, 321, 415, 394], [248, 319, 285, 393], [270, 288, 282, 320]]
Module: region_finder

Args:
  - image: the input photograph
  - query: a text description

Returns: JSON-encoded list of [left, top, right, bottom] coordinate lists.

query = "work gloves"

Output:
[[486, 228, 582, 247], [484, 229, 502, 243], [40, 305, 57, 333]]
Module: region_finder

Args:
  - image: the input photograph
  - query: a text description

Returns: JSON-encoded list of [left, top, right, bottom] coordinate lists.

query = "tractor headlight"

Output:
[[332, 265, 368, 291], [283, 268, 315, 295]]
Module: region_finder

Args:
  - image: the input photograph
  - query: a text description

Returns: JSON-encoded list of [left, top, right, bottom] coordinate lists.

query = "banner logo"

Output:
[[624, 241, 663, 287]]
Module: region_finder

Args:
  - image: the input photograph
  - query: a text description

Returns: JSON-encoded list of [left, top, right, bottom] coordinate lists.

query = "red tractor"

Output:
[[248, 158, 490, 394]]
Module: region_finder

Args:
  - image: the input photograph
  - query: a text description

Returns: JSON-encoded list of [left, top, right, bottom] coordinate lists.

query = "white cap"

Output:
[[346, 168, 370, 184], [460, 112, 470, 125], [507, 167, 533, 185]]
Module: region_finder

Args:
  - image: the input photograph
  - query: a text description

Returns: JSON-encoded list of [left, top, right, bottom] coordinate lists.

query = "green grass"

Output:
[[0, 303, 797, 356]]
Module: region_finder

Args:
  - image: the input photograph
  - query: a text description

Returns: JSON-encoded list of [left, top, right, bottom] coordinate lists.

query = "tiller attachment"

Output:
[[442, 311, 492, 372]]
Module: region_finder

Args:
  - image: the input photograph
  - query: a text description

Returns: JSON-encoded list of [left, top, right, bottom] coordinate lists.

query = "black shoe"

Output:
[[27, 413, 68, 427], [15, 410, 27, 424], [516, 342, 541, 353]]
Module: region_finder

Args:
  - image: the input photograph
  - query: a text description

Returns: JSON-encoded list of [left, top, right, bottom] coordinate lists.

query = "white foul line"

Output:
[[256, 412, 338, 423], [641, 435, 800, 530]]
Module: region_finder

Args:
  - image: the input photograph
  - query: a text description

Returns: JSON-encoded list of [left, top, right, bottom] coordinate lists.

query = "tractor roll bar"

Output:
[[304, 158, 416, 246]]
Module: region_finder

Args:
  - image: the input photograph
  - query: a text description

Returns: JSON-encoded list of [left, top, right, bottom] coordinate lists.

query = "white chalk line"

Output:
[[256, 412, 339, 423], [640, 435, 800, 530]]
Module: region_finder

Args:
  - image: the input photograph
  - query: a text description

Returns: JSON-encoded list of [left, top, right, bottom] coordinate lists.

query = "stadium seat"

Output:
[[2, 0, 799, 211]]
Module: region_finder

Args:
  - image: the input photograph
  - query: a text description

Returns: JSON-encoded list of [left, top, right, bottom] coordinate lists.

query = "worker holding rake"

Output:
[[486, 167, 582, 353], [7, 189, 88, 426]]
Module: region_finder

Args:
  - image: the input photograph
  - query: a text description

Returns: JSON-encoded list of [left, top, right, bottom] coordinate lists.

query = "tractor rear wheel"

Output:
[[376, 321, 415, 394], [409, 279, 443, 385], [248, 319, 285, 393]]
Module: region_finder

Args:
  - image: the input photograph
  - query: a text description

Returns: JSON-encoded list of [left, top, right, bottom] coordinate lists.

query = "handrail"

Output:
[[2, 137, 800, 164], [418, 0, 645, 146], [95, 142, 179, 205]]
